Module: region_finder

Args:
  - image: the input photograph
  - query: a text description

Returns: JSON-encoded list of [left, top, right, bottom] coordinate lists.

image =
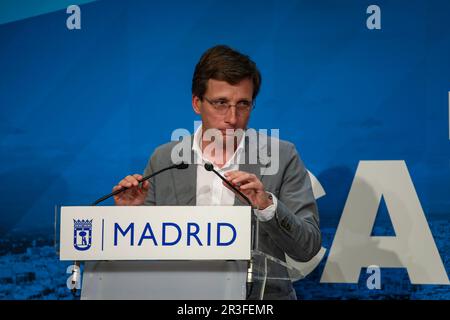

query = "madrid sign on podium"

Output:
[[59, 206, 256, 299], [60, 206, 251, 261]]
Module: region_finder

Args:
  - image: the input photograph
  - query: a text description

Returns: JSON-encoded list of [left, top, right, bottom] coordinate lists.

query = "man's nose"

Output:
[[224, 106, 238, 125]]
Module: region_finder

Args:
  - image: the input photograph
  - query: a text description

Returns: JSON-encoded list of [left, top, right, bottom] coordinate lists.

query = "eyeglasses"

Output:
[[203, 96, 255, 115]]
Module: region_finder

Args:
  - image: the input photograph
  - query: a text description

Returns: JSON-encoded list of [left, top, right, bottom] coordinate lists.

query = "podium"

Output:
[[59, 206, 303, 300]]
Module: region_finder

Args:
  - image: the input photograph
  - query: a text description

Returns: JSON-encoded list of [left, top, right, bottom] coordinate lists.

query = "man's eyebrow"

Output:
[[210, 96, 229, 100], [211, 96, 252, 101]]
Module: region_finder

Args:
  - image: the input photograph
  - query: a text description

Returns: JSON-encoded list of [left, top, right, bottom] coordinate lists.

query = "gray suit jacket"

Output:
[[142, 132, 321, 300]]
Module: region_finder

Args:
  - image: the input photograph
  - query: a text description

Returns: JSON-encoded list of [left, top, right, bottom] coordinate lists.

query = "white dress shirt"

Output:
[[192, 125, 277, 221]]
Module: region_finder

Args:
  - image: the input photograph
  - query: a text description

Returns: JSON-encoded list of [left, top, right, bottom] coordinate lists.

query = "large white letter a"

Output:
[[321, 161, 449, 285]]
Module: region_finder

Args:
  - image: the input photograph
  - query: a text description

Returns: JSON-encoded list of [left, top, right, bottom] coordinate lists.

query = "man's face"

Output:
[[192, 78, 253, 135]]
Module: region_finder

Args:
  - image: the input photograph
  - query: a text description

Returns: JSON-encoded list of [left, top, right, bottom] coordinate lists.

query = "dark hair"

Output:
[[192, 45, 262, 100]]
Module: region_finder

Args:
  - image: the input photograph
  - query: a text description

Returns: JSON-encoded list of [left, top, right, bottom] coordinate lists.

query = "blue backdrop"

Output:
[[0, 0, 448, 299]]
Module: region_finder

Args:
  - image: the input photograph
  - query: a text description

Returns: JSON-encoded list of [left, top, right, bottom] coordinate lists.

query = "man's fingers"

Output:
[[224, 171, 258, 185], [127, 176, 140, 187], [117, 174, 144, 189], [222, 179, 259, 192], [120, 177, 132, 188], [124, 175, 139, 187], [223, 172, 256, 189], [132, 174, 150, 191], [230, 173, 255, 185], [239, 181, 260, 191], [224, 170, 239, 180], [141, 180, 150, 190], [113, 174, 148, 206]]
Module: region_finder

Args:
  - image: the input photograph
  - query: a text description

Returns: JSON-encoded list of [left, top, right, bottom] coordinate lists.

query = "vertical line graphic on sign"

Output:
[[102, 219, 104, 251]]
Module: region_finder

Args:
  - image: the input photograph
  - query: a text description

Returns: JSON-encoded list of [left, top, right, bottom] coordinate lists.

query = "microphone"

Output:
[[91, 162, 189, 206], [203, 162, 257, 300], [70, 162, 189, 295], [204, 162, 254, 208]]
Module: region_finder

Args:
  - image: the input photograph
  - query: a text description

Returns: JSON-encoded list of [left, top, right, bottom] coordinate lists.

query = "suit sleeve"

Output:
[[142, 151, 157, 206], [259, 143, 321, 262]]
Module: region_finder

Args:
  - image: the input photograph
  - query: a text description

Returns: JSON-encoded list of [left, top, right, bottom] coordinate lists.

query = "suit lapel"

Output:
[[171, 161, 196, 205], [171, 136, 197, 205]]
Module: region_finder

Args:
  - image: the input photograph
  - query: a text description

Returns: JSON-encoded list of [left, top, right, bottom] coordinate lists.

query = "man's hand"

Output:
[[113, 174, 150, 206], [223, 170, 273, 210]]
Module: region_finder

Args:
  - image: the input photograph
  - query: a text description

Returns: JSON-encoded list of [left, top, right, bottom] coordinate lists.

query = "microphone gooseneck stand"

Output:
[[70, 162, 189, 296], [203, 162, 258, 300]]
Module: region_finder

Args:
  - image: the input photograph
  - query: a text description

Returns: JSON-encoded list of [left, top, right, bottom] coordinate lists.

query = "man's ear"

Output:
[[192, 95, 202, 115]]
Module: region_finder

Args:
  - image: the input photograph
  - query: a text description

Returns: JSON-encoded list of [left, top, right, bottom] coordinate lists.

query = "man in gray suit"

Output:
[[113, 45, 321, 299]]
